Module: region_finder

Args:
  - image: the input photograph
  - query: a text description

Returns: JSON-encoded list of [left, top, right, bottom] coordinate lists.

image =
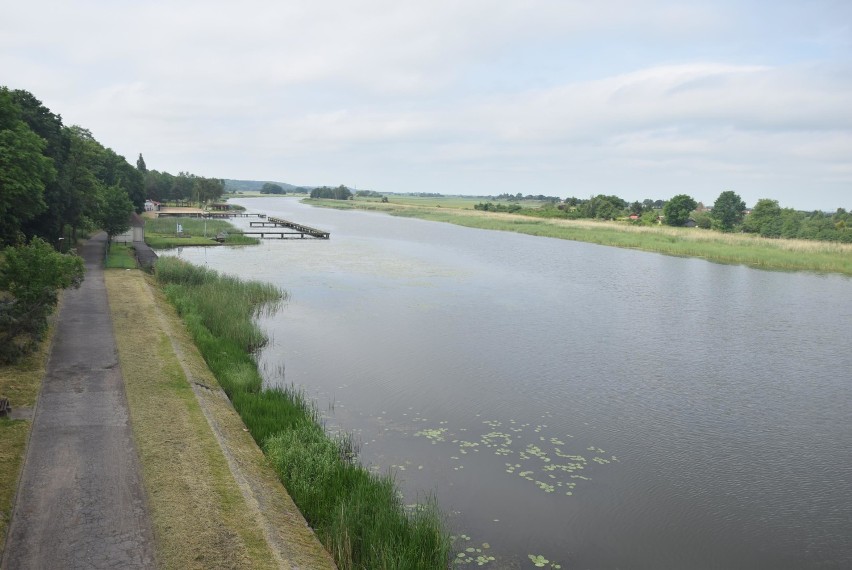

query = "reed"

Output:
[[154, 257, 451, 569]]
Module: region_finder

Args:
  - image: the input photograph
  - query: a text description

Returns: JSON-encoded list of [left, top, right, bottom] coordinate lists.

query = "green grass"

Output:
[[154, 257, 451, 569], [105, 244, 137, 268], [306, 199, 852, 276], [144, 217, 260, 249]]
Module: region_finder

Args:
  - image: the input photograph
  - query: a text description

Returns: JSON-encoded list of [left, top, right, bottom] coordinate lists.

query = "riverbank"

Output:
[[0, 260, 335, 567], [305, 198, 852, 276], [154, 256, 452, 569], [106, 268, 335, 569]]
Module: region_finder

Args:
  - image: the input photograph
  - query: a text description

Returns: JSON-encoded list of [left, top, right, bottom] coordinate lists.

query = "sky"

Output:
[[2, 1, 851, 210]]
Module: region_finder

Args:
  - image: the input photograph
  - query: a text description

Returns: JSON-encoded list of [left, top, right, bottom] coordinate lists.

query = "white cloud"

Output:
[[2, 1, 851, 209]]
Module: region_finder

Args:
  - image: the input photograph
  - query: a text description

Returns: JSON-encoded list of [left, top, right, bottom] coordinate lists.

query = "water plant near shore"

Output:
[[154, 256, 451, 569]]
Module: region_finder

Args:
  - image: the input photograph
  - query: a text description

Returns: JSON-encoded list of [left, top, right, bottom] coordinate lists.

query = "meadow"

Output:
[[307, 198, 852, 276], [154, 257, 451, 569], [144, 217, 259, 248]]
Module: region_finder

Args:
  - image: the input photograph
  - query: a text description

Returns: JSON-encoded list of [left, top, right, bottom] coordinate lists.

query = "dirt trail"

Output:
[[2, 233, 156, 569]]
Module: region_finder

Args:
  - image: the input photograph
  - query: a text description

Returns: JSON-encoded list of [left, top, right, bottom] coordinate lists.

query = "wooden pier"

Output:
[[203, 212, 267, 219], [241, 216, 330, 239]]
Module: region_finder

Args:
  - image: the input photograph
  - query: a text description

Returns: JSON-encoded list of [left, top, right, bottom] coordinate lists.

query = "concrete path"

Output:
[[2, 233, 155, 570], [132, 239, 157, 271]]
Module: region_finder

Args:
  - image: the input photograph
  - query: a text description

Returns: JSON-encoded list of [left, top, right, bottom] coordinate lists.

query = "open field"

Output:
[[306, 198, 852, 276], [145, 217, 260, 248]]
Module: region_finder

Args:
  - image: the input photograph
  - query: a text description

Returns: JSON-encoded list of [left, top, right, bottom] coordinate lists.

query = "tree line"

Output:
[[140, 157, 225, 206], [479, 190, 850, 242], [0, 86, 223, 363]]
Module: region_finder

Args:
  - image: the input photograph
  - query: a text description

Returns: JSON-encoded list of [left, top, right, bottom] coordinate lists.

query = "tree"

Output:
[[0, 88, 55, 246], [0, 237, 83, 362], [742, 199, 781, 236], [261, 182, 284, 194], [11, 89, 72, 245], [136, 153, 147, 173], [712, 190, 746, 232], [662, 194, 697, 226], [581, 194, 626, 219], [96, 183, 133, 246]]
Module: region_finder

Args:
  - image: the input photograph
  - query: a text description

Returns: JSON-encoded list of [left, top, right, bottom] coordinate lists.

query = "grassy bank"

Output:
[[306, 198, 852, 276], [106, 268, 333, 569], [105, 243, 137, 268], [154, 257, 451, 569], [145, 217, 260, 248]]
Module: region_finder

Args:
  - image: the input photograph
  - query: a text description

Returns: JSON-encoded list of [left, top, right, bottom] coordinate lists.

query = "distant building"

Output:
[[144, 200, 160, 211], [112, 212, 145, 244], [684, 219, 697, 228]]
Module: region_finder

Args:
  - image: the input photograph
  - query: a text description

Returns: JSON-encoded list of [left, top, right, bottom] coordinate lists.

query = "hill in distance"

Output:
[[223, 179, 312, 193]]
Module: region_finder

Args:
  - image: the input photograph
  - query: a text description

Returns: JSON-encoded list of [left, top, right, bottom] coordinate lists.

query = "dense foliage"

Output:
[[0, 87, 141, 247], [663, 194, 698, 227], [0, 238, 83, 363], [712, 190, 747, 232], [142, 167, 225, 205], [310, 185, 353, 200]]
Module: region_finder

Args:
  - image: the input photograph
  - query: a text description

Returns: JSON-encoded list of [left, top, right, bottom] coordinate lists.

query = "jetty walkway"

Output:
[[241, 216, 330, 239]]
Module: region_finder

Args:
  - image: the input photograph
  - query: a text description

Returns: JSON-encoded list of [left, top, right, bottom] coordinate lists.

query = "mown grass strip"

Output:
[[154, 257, 451, 569], [106, 269, 283, 569], [306, 198, 852, 276], [105, 243, 137, 268]]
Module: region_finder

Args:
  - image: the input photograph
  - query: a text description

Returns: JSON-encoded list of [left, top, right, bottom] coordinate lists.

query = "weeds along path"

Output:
[[105, 268, 335, 570]]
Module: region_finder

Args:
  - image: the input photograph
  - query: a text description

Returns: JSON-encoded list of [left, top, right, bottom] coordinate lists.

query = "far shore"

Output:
[[303, 197, 852, 276]]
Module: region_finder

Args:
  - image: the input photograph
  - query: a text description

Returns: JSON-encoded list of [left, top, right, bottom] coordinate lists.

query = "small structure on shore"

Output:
[[112, 212, 145, 244]]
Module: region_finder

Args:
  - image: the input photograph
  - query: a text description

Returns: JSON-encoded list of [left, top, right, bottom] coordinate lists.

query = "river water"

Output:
[[165, 197, 852, 569]]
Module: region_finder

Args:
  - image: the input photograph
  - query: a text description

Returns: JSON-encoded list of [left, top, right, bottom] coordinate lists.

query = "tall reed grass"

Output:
[[154, 257, 451, 569]]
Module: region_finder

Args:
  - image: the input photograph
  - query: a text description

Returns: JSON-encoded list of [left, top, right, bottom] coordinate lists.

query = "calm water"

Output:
[[166, 197, 852, 569]]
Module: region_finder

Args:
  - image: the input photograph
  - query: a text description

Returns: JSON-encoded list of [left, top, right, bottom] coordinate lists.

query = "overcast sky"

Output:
[[3, 1, 850, 210]]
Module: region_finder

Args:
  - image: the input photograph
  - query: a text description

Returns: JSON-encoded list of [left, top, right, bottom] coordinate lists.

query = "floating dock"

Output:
[[241, 216, 330, 239]]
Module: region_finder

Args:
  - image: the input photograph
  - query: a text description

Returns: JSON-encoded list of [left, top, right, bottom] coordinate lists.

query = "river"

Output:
[[165, 197, 852, 569]]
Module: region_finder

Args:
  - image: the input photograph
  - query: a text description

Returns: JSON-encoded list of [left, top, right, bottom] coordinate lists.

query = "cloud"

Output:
[[2, 1, 851, 209]]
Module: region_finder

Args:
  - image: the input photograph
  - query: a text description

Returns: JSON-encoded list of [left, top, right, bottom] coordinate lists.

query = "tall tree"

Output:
[[662, 194, 697, 226], [136, 153, 147, 173], [11, 90, 71, 244], [96, 183, 133, 247], [712, 190, 746, 232], [0, 88, 54, 246]]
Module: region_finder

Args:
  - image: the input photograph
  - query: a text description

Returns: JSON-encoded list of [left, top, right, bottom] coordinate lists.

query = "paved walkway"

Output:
[[132, 239, 157, 271], [2, 233, 155, 569]]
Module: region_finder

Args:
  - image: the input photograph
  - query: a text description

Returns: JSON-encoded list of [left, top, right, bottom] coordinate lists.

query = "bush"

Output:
[[0, 238, 83, 363]]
